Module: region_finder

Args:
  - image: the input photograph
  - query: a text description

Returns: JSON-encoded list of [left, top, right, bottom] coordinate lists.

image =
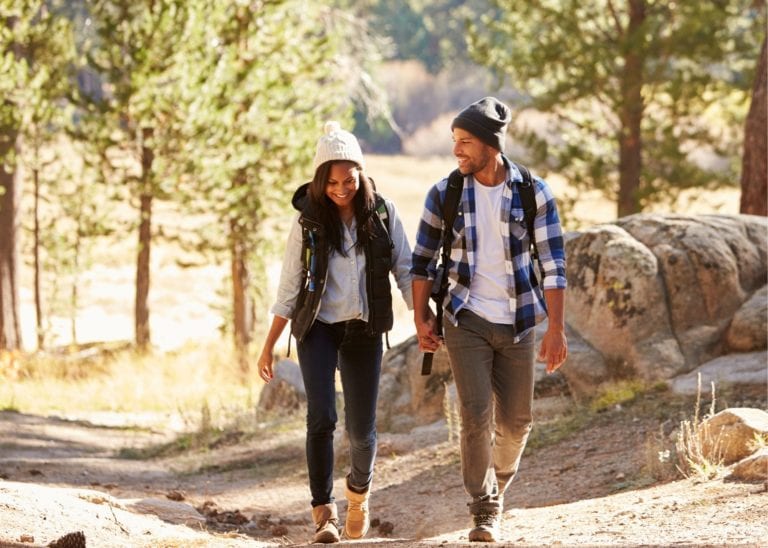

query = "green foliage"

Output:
[[0, 0, 76, 160], [468, 0, 765, 215], [169, 1, 373, 309], [589, 379, 647, 413], [343, 0, 490, 73], [1, 0, 81, 348], [84, 0, 189, 197]]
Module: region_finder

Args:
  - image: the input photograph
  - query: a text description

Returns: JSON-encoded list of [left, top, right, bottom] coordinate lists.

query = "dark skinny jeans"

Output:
[[297, 319, 382, 507]]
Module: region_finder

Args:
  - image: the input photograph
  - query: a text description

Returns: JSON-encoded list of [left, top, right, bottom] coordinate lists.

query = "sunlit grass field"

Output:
[[6, 154, 740, 427]]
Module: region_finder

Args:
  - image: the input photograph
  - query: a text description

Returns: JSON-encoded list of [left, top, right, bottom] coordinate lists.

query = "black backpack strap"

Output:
[[422, 169, 464, 375], [515, 163, 538, 259]]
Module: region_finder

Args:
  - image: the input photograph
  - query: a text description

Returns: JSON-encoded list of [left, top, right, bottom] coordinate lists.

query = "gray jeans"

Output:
[[444, 309, 535, 516]]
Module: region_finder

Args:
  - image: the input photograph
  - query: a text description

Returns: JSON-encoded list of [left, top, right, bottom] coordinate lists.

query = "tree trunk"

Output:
[[1, 15, 22, 351], [70, 230, 80, 346], [0, 135, 22, 351], [33, 162, 43, 349], [230, 218, 253, 376], [617, 0, 646, 218], [230, 167, 253, 376], [135, 128, 154, 352], [135, 193, 152, 351], [739, 36, 767, 216]]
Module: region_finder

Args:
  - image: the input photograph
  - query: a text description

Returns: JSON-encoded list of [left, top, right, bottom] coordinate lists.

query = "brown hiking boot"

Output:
[[468, 511, 500, 542], [344, 479, 371, 539], [311, 503, 340, 543]]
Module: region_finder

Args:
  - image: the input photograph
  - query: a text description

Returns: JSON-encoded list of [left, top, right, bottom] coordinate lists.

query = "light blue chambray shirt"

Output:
[[271, 197, 413, 324]]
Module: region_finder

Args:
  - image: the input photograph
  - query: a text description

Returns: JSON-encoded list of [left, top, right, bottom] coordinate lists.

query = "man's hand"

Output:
[[537, 327, 567, 374], [416, 310, 442, 352], [412, 278, 443, 353]]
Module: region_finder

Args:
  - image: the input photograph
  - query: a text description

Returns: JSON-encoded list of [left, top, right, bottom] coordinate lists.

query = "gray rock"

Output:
[[126, 498, 206, 525], [565, 223, 685, 380], [669, 352, 767, 395], [729, 448, 768, 481], [726, 285, 768, 352], [700, 408, 768, 465], [257, 359, 306, 412]]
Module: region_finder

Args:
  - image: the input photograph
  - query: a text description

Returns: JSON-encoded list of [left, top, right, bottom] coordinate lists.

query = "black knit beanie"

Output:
[[451, 96, 511, 152]]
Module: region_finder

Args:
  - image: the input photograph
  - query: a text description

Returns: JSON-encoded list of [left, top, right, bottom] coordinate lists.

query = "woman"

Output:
[[257, 122, 413, 543]]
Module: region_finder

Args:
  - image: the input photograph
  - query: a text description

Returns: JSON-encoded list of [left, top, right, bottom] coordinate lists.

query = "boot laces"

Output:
[[474, 512, 498, 528], [316, 517, 339, 533]]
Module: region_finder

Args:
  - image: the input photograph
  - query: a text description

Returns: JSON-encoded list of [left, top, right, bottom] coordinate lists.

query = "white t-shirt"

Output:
[[465, 179, 515, 324]]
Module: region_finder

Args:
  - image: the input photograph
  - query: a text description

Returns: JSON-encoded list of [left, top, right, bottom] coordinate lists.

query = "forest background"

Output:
[[0, 0, 765, 424]]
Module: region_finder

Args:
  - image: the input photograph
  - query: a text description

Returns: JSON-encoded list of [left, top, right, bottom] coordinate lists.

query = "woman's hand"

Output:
[[257, 349, 274, 383]]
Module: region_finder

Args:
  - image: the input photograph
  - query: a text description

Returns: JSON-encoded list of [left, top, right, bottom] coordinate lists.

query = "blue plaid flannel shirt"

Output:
[[410, 157, 567, 339]]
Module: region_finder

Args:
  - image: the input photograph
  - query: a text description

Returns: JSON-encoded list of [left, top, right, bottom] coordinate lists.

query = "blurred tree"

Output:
[[339, 0, 491, 151], [84, 0, 189, 352], [22, 2, 77, 350], [469, 1, 765, 217], [0, 10, 24, 352], [1, 0, 76, 351], [169, 0, 377, 374], [739, 36, 766, 216], [339, 0, 488, 73]]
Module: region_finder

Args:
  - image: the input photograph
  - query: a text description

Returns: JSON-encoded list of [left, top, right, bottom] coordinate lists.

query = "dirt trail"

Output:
[[1, 404, 767, 547]]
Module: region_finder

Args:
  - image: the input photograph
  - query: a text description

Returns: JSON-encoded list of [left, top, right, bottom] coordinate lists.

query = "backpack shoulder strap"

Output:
[[515, 163, 538, 257], [443, 169, 464, 233], [422, 170, 464, 376], [373, 193, 389, 233]]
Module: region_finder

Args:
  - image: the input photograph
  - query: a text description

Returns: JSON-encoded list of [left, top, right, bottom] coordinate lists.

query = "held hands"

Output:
[[537, 327, 568, 374], [415, 309, 442, 353]]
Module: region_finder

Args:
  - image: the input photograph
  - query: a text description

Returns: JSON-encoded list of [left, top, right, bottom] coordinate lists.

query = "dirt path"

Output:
[[1, 403, 767, 547]]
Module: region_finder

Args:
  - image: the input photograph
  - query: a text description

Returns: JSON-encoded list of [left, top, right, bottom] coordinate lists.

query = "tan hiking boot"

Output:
[[311, 503, 340, 543], [344, 480, 371, 539], [468, 511, 500, 542]]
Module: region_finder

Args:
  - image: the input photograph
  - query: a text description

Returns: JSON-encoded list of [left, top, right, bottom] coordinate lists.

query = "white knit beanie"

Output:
[[312, 121, 365, 172]]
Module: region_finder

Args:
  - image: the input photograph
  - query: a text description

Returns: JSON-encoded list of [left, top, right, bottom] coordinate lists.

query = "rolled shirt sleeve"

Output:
[[532, 178, 567, 291], [385, 198, 415, 310], [270, 212, 304, 320]]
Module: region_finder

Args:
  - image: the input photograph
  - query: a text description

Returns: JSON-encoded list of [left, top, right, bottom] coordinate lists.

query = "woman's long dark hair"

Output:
[[308, 160, 377, 256]]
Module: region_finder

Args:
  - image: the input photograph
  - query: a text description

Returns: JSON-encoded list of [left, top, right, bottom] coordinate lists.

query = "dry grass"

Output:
[[0, 342, 261, 432], [675, 374, 726, 480]]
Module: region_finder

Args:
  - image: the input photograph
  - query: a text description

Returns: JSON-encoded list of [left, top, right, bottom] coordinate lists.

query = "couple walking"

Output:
[[257, 96, 568, 543]]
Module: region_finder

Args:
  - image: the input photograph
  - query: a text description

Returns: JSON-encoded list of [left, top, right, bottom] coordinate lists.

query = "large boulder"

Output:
[[257, 359, 306, 412], [376, 335, 453, 433], [616, 214, 767, 366], [556, 324, 609, 400], [565, 223, 685, 381], [670, 351, 767, 395], [564, 214, 767, 390]]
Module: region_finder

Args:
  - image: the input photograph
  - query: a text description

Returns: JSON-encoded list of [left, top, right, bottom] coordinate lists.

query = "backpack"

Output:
[[421, 162, 538, 375]]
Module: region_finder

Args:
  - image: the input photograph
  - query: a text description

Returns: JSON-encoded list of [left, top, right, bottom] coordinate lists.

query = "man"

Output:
[[411, 97, 567, 542]]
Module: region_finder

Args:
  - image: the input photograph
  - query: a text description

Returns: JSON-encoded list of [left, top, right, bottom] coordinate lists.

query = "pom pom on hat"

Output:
[[324, 120, 341, 134], [313, 121, 365, 171]]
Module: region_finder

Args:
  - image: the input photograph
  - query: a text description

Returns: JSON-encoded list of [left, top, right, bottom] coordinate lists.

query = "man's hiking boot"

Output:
[[468, 511, 500, 542], [344, 478, 371, 539], [311, 503, 340, 543]]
